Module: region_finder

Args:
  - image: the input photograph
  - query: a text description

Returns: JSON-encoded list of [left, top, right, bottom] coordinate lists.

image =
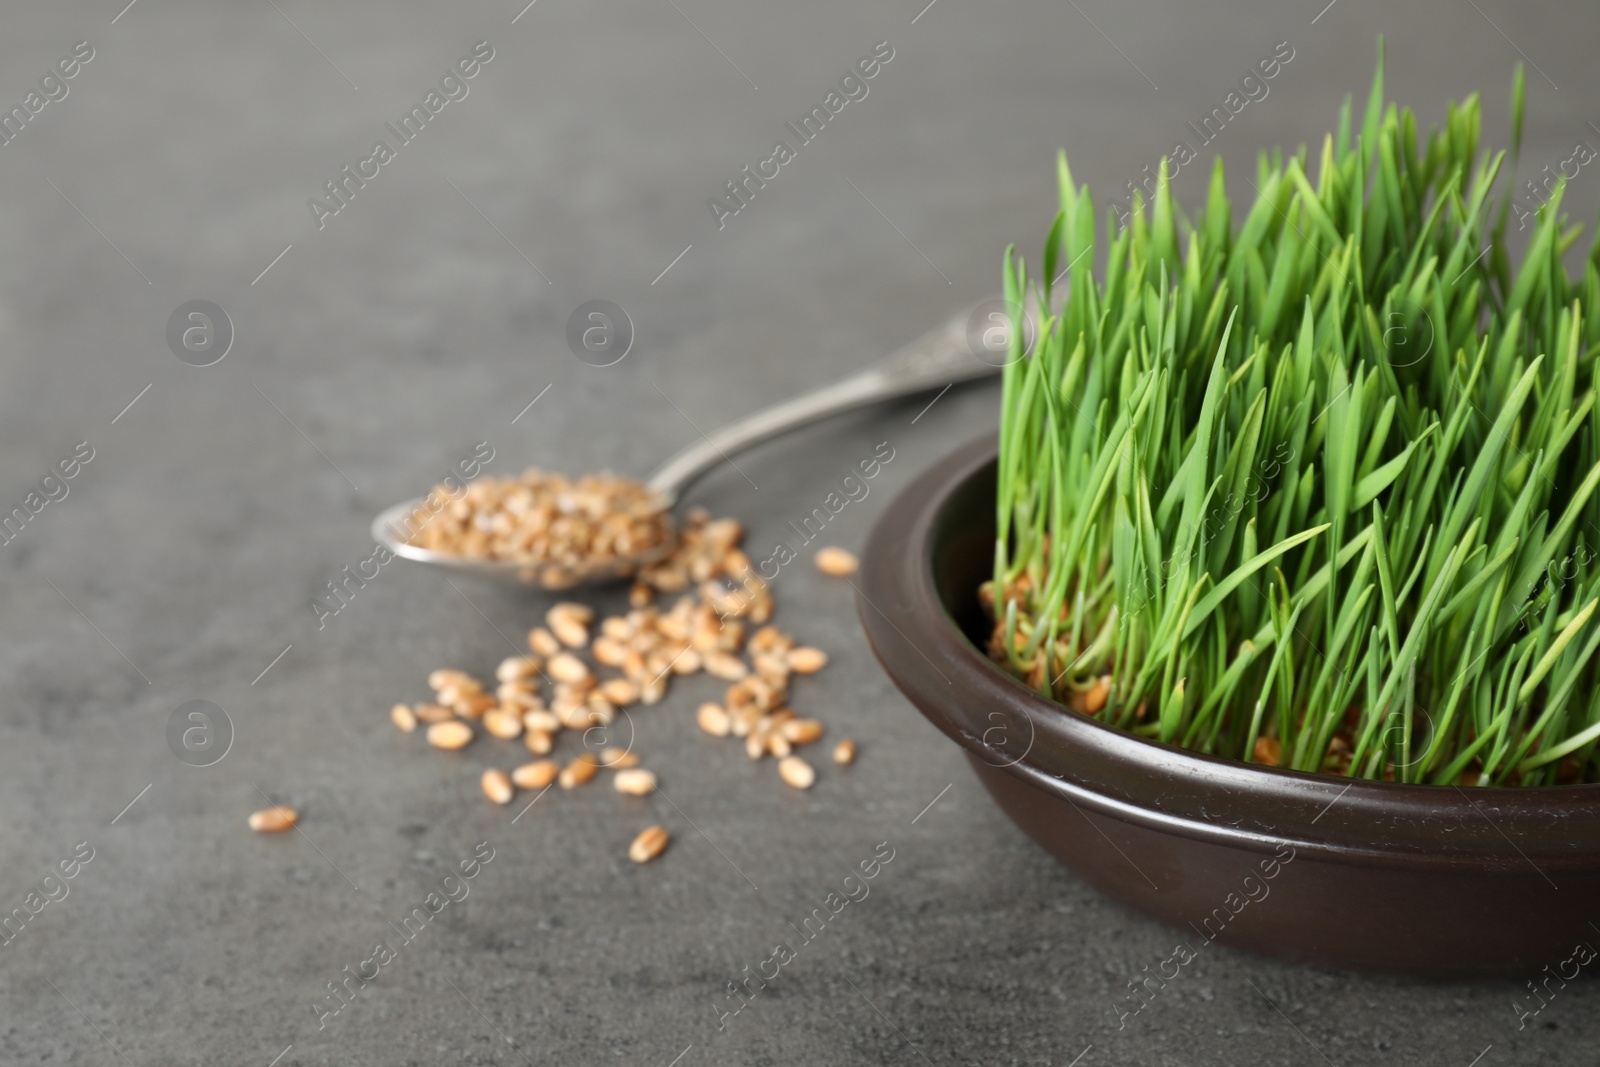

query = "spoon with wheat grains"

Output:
[[372, 297, 1010, 589]]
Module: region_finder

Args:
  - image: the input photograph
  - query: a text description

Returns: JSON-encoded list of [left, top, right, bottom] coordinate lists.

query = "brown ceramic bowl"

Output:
[[859, 435, 1600, 977]]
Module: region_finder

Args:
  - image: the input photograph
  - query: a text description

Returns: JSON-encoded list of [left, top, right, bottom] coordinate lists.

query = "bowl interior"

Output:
[[928, 456, 996, 648], [863, 436, 1600, 854]]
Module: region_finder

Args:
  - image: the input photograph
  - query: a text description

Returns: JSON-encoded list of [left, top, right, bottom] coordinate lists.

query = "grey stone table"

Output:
[[1, 1, 1596, 1064]]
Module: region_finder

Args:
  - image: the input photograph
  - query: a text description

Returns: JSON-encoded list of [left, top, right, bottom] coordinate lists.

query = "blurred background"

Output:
[[0, 1, 1596, 1064]]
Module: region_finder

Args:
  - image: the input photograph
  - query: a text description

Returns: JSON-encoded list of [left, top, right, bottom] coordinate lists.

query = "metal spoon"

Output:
[[372, 296, 1009, 588]]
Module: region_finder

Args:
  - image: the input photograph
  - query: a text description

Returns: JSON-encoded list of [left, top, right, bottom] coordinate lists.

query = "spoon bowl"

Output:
[[371, 496, 678, 589]]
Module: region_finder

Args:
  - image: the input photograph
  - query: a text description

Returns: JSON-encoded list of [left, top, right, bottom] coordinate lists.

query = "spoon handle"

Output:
[[646, 296, 1006, 502]]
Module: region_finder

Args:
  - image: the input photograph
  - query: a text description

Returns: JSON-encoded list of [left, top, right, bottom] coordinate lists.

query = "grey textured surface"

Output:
[[1, 1, 1597, 1064]]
